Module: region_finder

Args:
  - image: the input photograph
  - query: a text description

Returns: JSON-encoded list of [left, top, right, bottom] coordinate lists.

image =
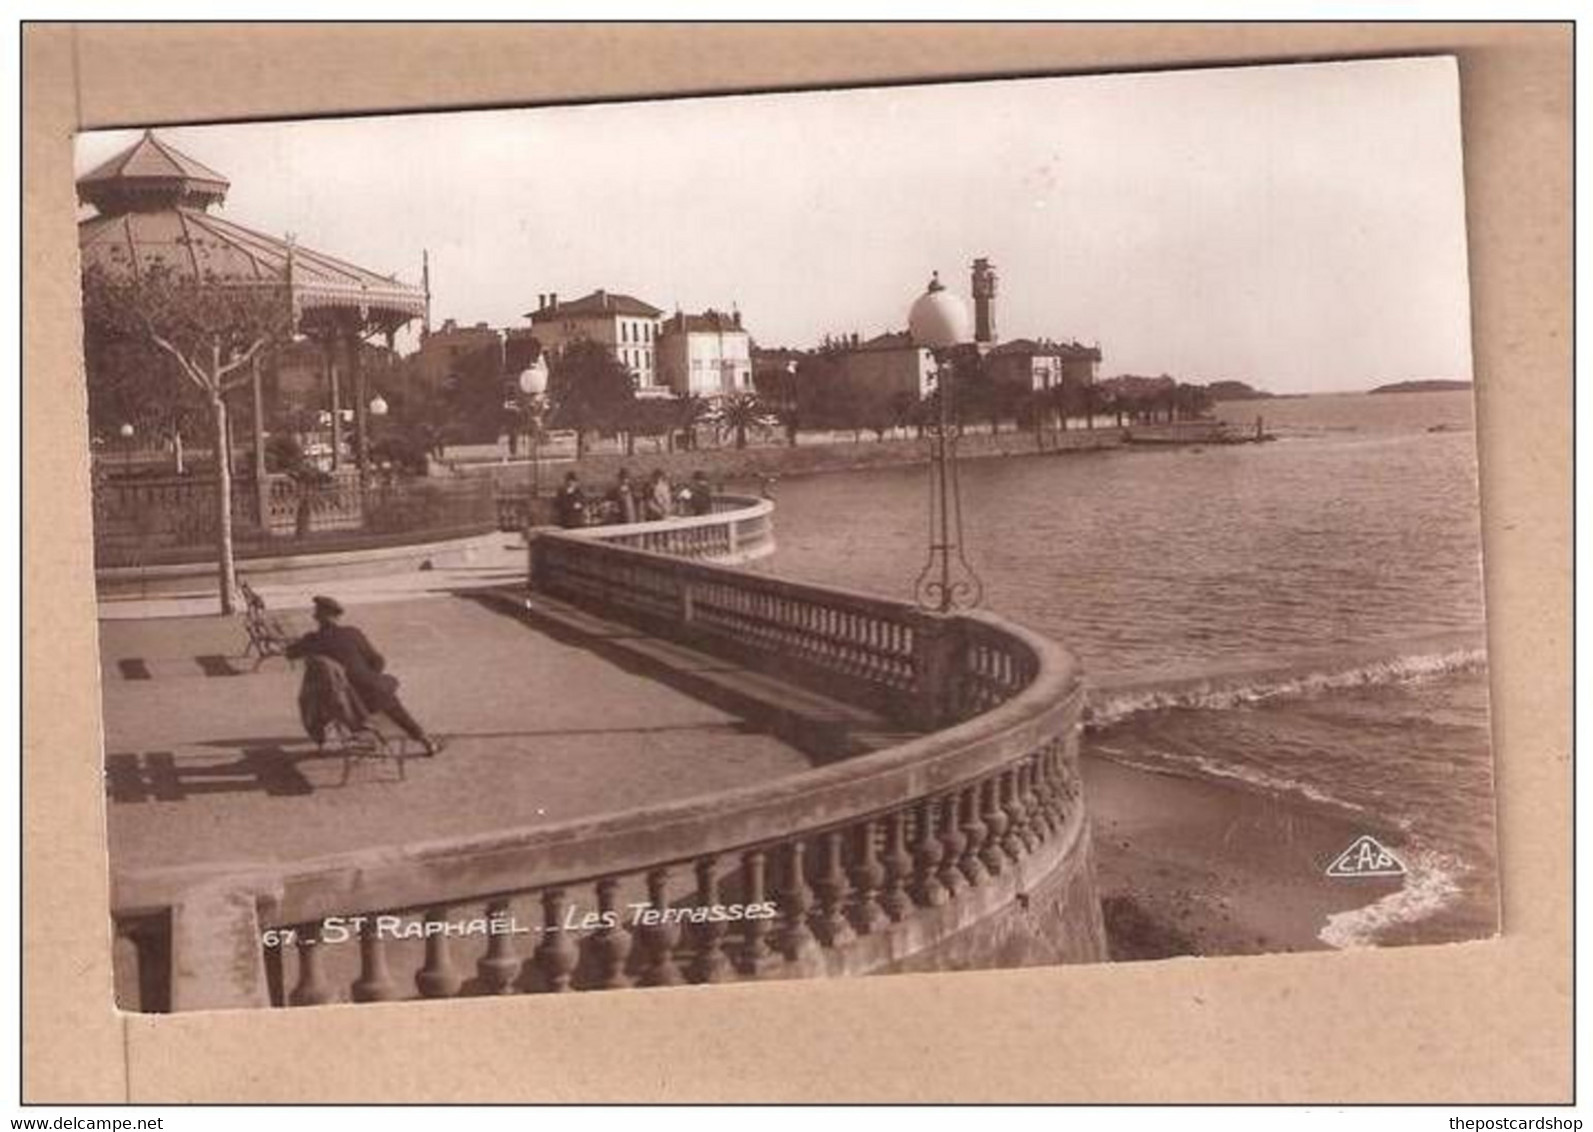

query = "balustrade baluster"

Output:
[[911, 798, 948, 907], [776, 841, 819, 961], [937, 794, 968, 896], [1000, 768, 1027, 862], [533, 889, 580, 993], [352, 918, 401, 1002], [1006, 760, 1036, 854], [415, 906, 464, 998], [1019, 757, 1043, 850], [686, 856, 731, 984], [958, 784, 990, 886], [737, 849, 779, 976], [979, 776, 1010, 876], [879, 809, 915, 921], [812, 829, 856, 946], [593, 878, 634, 990], [1031, 750, 1060, 838], [638, 868, 685, 987], [289, 931, 335, 1006], [846, 819, 888, 934], [477, 899, 523, 994]]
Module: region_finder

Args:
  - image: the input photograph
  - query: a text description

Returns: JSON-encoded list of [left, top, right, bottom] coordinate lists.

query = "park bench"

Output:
[[238, 580, 288, 668]]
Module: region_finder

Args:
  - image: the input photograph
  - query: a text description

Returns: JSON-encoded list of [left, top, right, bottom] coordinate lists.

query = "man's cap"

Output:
[[312, 595, 345, 617]]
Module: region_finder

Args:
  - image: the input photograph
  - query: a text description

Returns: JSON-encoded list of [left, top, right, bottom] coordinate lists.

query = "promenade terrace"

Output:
[[108, 495, 1105, 1011]]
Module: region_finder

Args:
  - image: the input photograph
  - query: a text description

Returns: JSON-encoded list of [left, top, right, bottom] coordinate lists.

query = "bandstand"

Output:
[[79, 131, 439, 575]]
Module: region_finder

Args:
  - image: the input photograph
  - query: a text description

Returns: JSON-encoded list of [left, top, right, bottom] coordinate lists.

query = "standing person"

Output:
[[645, 469, 673, 521], [682, 470, 715, 516], [555, 470, 587, 528], [287, 596, 444, 756], [610, 467, 639, 525]]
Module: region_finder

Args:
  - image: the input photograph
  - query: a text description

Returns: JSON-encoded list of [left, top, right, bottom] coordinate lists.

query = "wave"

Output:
[[1085, 645, 1487, 729], [1318, 845, 1465, 949], [1089, 742, 1370, 818]]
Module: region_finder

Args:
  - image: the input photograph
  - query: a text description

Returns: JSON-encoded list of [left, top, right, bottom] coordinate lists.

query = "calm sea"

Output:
[[758, 389, 1497, 950]]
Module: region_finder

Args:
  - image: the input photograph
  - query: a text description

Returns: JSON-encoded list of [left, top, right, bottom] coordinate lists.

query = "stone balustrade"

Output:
[[110, 494, 1104, 1011]]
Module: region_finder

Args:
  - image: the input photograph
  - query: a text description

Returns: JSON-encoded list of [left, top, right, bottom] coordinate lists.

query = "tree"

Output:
[[715, 393, 770, 450], [81, 265, 291, 613], [83, 329, 209, 474], [441, 340, 511, 445], [675, 393, 713, 452], [753, 360, 802, 446], [546, 339, 637, 459]]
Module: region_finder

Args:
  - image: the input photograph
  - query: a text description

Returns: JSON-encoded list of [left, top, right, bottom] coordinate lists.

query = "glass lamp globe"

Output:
[[368, 394, 389, 417], [519, 358, 549, 396], [907, 272, 973, 350], [118, 423, 135, 438]]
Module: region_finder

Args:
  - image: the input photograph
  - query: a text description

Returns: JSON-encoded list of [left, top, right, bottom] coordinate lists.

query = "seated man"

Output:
[[285, 595, 444, 756]]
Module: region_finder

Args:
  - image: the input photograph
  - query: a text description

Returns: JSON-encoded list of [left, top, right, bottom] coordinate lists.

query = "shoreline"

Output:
[[450, 421, 1247, 495], [1082, 753, 1405, 961]]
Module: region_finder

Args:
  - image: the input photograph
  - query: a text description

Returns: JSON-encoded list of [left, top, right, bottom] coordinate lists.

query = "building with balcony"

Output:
[[984, 337, 1103, 393], [656, 308, 753, 399], [525, 289, 666, 396]]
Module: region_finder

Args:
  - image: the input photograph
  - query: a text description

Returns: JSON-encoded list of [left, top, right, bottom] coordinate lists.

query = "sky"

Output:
[[74, 57, 1473, 394]]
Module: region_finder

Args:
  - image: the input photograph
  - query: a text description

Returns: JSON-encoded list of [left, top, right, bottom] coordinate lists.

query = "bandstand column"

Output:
[[347, 320, 369, 480], [323, 332, 343, 472], [251, 353, 269, 534]]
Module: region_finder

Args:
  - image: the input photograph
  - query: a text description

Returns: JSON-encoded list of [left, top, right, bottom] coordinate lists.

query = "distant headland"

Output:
[[1368, 379, 1473, 394], [1205, 380, 1274, 401]]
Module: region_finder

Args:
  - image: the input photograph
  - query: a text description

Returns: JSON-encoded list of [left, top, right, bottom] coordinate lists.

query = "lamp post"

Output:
[[118, 421, 135, 479], [517, 356, 550, 518], [368, 393, 389, 482], [908, 272, 983, 614]]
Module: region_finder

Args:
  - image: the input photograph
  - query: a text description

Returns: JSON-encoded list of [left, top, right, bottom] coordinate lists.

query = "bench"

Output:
[[238, 580, 288, 668]]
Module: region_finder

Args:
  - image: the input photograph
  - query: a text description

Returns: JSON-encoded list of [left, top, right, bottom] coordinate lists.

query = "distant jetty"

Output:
[[1369, 379, 1472, 394]]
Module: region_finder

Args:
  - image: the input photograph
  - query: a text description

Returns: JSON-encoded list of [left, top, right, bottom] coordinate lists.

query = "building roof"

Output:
[[854, 330, 919, 352], [661, 309, 745, 335], [76, 132, 426, 328], [525, 289, 662, 321], [77, 130, 231, 213], [988, 337, 1102, 361], [79, 207, 428, 325]]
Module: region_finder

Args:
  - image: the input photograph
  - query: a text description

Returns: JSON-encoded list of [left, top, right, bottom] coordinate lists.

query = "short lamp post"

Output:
[[908, 272, 983, 614], [118, 421, 135, 478], [367, 393, 389, 482], [517, 356, 550, 508]]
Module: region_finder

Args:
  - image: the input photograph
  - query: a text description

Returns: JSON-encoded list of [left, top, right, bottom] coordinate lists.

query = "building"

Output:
[[985, 337, 1103, 393], [832, 331, 936, 403], [409, 318, 503, 389], [656, 309, 753, 398], [525, 289, 666, 395]]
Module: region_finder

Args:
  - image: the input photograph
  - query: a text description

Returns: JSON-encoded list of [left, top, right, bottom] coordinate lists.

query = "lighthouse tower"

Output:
[[971, 257, 998, 350]]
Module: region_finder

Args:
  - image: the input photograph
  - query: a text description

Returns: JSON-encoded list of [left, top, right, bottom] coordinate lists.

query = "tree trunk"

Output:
[[211, 395, 238, 615]]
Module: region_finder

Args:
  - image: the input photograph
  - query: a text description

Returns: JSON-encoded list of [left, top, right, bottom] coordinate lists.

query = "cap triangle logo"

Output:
[[1325, 835, 1406, 878]]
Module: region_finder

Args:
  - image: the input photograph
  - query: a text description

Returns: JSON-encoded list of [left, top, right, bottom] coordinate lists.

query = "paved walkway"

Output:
[[101, 582, 816, 875], [96, 534, 534, 621]]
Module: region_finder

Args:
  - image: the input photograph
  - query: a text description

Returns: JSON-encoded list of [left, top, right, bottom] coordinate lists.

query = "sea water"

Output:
[[757, 389, 1496, 950]]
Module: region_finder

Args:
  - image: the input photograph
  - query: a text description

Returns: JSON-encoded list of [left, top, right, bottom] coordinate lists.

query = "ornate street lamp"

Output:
[[908, 272, 983, 613], [517, 355, 551, 506]]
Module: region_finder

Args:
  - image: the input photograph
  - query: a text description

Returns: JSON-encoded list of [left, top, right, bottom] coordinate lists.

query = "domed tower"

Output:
[[971, 257, 998, 349]]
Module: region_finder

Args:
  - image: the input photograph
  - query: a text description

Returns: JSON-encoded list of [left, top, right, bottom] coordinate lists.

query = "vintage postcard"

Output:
[[80, 56, 1496, 1013]]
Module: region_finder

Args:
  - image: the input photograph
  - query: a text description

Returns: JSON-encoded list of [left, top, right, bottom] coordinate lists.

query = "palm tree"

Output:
[[676, 393, 712, 452], [715, 393, 769, 451]]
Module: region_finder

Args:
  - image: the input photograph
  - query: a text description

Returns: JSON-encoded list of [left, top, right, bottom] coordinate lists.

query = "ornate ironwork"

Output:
[[913, 349, 984, 614]]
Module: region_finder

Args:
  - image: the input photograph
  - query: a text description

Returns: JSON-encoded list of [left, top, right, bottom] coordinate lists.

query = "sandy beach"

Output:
[[1083, 754, 1406, 960]]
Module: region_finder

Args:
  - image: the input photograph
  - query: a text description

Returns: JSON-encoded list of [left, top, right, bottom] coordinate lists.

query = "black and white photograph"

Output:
[[81, 56, 1499, 1013]]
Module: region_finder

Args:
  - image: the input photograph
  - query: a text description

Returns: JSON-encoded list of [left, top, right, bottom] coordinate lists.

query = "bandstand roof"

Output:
[[77, 132, 427, 330]]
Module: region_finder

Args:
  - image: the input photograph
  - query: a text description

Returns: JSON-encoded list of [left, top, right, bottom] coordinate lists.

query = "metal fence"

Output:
[[92, 472, 499, 569]]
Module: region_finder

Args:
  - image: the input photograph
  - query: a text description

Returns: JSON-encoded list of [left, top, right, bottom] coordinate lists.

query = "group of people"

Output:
[[554, 467, 715, 529]]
